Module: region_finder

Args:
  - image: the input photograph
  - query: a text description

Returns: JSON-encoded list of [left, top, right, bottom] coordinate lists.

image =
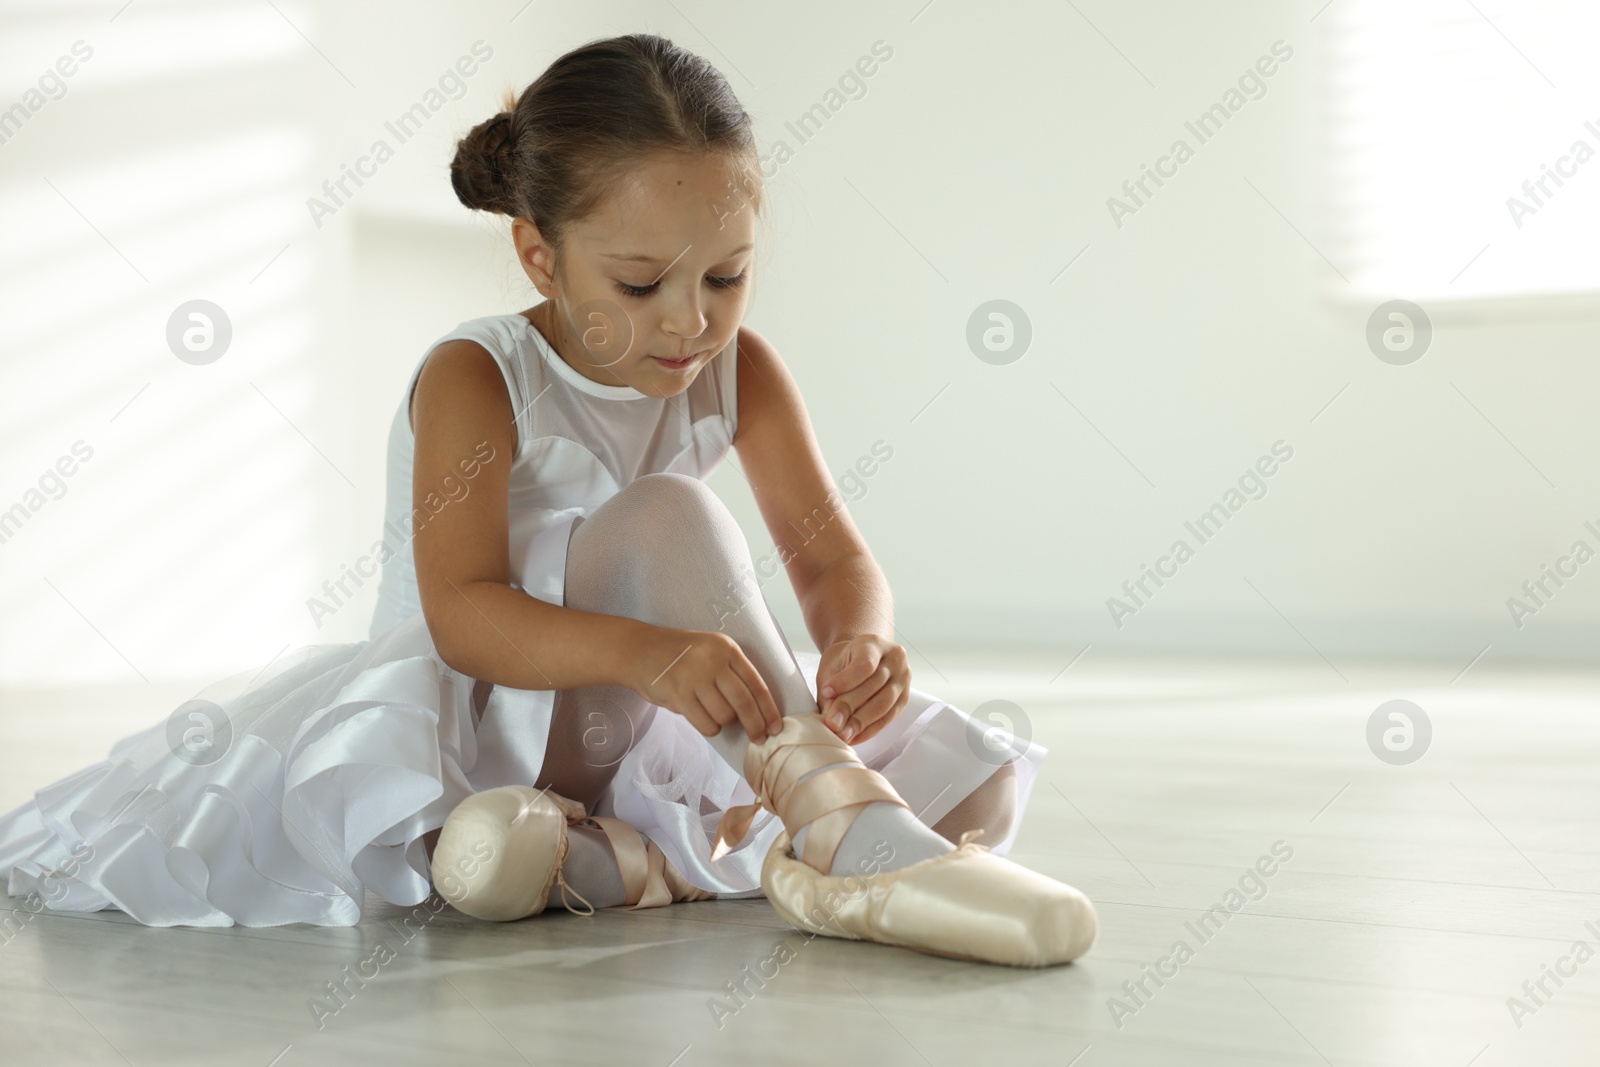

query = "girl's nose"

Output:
[[659, 285, 707, 340]]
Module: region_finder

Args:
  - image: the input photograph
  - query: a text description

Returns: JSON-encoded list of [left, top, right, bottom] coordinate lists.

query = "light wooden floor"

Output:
[[2, 650, 1597, 1066]]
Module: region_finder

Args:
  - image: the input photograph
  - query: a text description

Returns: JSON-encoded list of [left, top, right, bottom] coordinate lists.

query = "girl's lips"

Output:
[[651, 353, 698, 369]]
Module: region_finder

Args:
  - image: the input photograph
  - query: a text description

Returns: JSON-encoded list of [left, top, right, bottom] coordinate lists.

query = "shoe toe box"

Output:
[[1022, 880, 1098, 965], [433, 786, 567, 921], [878, 848, 1099, 967]]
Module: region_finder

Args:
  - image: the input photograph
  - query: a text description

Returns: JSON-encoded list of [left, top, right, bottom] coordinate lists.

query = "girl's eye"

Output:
[[613, 271, 747, 299]]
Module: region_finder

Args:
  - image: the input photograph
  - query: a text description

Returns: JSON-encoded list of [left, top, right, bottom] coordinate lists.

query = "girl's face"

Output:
[[514, 150, 758, 398]]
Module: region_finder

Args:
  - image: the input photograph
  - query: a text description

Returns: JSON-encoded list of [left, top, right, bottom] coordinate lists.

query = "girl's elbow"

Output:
[[417, 593, 473, 675]]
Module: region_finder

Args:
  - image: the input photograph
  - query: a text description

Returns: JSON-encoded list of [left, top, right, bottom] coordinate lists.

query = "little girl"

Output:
[[0, 34, 1095, 967]]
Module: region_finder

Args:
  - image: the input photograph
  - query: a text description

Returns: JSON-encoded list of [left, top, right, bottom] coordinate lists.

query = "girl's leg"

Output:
[[931, 758, 1018, 845], [537, 472, 955, 879]]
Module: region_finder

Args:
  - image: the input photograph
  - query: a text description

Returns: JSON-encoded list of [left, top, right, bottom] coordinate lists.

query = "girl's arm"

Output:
[[408, 340, 780, 741], [732, 326, 911, 745]]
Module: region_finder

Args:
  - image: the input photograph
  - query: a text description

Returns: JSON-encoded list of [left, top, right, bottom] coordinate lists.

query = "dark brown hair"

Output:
[[451, 34, 764, 273]]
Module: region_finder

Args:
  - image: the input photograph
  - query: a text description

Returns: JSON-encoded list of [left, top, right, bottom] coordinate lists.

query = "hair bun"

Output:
[[450, 111, 518, 215]]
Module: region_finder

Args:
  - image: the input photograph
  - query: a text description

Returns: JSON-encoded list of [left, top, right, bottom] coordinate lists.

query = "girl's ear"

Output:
[[511, 216, 558, 296]]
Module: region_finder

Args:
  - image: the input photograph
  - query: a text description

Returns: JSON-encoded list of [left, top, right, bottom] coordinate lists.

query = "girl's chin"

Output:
[[619, 363, 698, 395]]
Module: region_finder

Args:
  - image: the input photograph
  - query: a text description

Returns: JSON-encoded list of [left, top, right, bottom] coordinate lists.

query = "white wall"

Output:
[[3, 0, 1597, 690]]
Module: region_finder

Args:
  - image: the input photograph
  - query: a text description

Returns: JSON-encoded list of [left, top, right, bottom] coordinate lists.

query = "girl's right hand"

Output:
[[629, 625, 783, 742]]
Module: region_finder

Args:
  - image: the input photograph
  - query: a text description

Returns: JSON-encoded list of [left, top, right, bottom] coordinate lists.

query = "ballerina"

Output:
[[0, 33, 1095, 967]]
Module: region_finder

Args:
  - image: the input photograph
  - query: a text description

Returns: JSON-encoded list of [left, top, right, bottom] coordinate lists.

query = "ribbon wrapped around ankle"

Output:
[[579, 814, 717, 910], [710, 713, 909, 873]]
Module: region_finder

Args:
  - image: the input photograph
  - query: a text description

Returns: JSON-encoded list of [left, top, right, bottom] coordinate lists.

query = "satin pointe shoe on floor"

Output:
[[713, 713, 1098, 967], [431, 785, 713, 921]]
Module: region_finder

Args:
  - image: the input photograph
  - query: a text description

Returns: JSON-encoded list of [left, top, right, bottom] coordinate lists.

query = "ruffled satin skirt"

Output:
[[0, 613, 1046, 927]]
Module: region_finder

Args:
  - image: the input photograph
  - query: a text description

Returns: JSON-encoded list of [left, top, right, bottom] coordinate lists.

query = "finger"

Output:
[[854, 684, 910, 745], [677, 699, 720, 738], [814, 657, 839, 717], [850, 715, 889, 746], [820, 645, 879, 698], [885, 644, 910, 680], [836, 664, 891, 707], [844, 683, 901, 742], [824, 665, 891, 728], [815, 673, 838, 716], [717, 669, 771, 742], [822, 653, 876, 699], [696, 687, 738, 733], [823, 684, 866, 729], [816, 649, 862, 719], [814, 651, 842, 691], [729, 652, 783, 736]]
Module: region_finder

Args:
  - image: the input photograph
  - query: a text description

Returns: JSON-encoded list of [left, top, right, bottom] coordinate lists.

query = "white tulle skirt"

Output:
[[0, 612, 1046, 927]]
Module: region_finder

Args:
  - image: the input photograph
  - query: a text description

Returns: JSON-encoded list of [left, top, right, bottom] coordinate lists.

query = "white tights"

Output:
[[529, 474, 1015, 904]]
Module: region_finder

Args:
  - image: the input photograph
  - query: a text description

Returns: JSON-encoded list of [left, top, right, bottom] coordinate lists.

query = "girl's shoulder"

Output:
[[730, 324, 794, 446], [405, 312, 536, 443], [419, 312, 534, 371]]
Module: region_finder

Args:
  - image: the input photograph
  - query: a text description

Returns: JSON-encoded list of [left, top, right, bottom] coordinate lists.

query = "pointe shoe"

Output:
[[431, 785, 712, 921], [713, 713, 1098, 967], [431, 785, 586, 921]]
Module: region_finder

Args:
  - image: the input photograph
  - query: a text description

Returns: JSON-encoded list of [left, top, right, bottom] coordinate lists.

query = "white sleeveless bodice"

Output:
[[369, 312, 739, 640]]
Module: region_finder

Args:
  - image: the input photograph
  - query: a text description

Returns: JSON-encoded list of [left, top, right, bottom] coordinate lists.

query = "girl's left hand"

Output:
[[816, 634, 910, 746]]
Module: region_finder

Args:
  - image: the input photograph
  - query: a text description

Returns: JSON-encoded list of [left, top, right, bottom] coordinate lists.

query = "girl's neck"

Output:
[[522, 301, 628, 389]]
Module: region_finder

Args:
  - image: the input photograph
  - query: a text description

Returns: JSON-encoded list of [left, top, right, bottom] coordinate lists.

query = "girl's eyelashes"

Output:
[[613, 270, 747, 299]]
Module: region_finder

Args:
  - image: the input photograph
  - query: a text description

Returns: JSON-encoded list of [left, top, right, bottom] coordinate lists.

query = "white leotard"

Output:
[[369, 311, 739, 639]]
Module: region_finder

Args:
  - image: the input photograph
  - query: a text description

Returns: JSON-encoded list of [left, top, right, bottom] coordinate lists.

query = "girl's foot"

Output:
[[798, 757, 1024, 878], [712, 714, 954, 878], [715, 713, 1098, 967], [792, 794, 954, 875], [565, 813, 716, 911], [561, 823, 629, 909], [430, 785, 712, 921]]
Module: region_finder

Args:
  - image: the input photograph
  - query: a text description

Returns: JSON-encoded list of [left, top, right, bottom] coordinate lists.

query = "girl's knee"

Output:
[[617, 472, 734, 532], [566, 473, 755, 626], [579, 474, 746, 577]]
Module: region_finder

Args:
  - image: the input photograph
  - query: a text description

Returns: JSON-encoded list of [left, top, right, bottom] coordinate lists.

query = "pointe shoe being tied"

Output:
[[431, 785, 713, 921], [712, 713, 1098, 967]]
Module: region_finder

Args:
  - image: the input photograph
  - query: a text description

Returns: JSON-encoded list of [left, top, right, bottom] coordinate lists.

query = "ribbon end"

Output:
[[710, 802, 760, 863]]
